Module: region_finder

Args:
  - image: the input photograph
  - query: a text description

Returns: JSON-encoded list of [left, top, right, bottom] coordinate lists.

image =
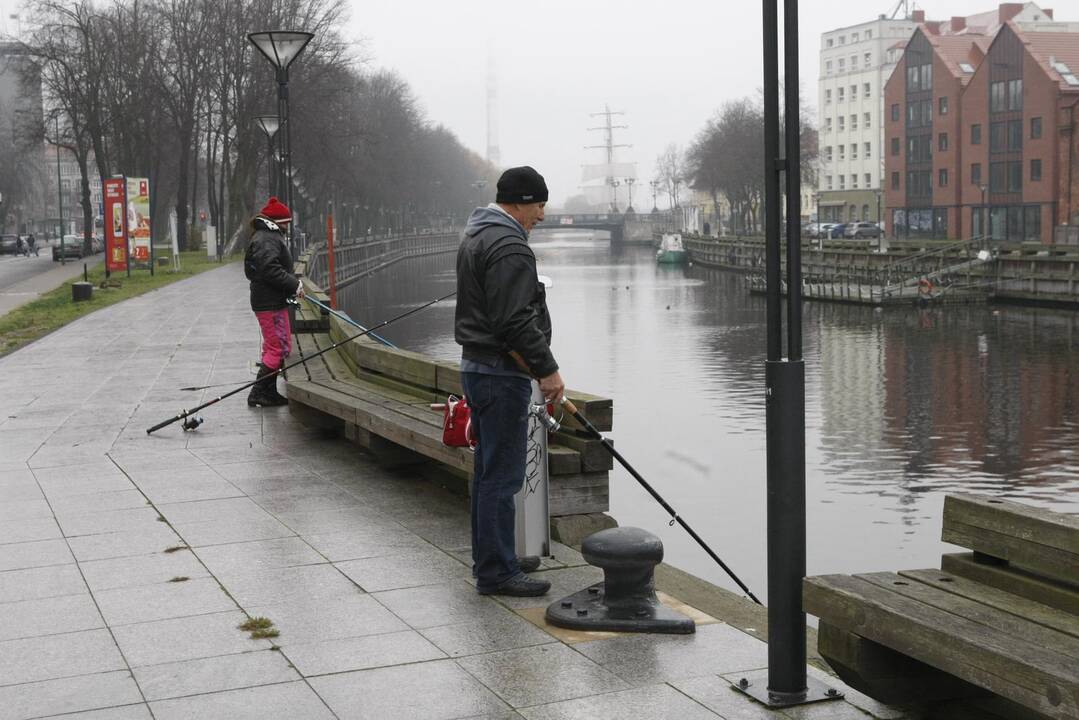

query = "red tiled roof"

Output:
[[922, 30, 992, 86], [1020, 29, 1079, 92]]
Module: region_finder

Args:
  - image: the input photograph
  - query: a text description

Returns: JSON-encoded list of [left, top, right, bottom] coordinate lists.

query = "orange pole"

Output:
[[326, 212, 338, 309]]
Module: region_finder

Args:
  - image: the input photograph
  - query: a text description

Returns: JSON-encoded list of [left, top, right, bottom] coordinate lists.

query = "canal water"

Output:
[[337, 229, 1079, 602]]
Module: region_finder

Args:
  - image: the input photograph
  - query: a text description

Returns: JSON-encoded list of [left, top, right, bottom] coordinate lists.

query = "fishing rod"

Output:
[[557, 395, 762, 605], [146, 290, 457, 435], [304, 295, 396, 348]]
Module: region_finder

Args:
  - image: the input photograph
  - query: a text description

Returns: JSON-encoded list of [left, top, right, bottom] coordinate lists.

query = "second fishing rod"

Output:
[[145, 290, 457, 435]]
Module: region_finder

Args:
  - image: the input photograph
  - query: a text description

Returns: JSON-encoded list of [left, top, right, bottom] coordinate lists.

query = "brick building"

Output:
[[884, 19, 1079, 243]]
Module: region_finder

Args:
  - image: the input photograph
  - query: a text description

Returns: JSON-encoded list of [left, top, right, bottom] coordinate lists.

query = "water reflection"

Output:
[[338, 230, 1079, 599]]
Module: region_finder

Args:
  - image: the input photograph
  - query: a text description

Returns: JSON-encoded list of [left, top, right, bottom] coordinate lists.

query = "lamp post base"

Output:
[[733, 672, 844, 708]]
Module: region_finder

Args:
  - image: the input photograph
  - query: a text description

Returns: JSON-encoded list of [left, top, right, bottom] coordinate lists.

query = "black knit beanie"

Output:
[[496, 166, 549, 204]]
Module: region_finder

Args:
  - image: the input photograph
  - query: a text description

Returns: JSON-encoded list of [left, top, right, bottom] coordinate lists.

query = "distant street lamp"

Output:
[[254, 116, 279, 195], [649, 179, 659, 214], [978, 183, 989, 246], [53, 115, 64, 265], [248, 30, 314, 257]]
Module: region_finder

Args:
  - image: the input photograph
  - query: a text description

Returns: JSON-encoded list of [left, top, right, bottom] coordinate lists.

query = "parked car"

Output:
[[52, 234, 84, 261], [845, 221, 882, 239], [0, 234, 18, 254], [90, 235, 104, 253], [827, 223, 848, 239]]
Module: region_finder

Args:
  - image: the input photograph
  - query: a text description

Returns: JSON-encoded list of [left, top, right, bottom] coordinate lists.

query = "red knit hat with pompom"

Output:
[[260, 196, 291, 223]]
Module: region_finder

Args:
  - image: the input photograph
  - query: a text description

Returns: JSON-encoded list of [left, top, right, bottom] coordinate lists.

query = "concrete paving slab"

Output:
[[171, 515, 294, 547], [0, 538, 73, 572], [490, 565, 605, 611], [134, 477, 245, 505], [213, 563, 360, 607], [301, 526, 429, 562], [519, 683, 722, 720], [50, 704, 154, 719], [282, 629, 445, 677], [0, 517, 62, 545], [132, 649, 299, 702], [149, 680, 335, 720], [79, 550, 210, 592], [93, 577, 235, 626], [0, 497, 53, 521], [0, 593, 103, 641], [0, 628, 125, 686], [193, 537, 325, 576], [0, 670, 143, 720], [0, 563, 86, 603], [371, 580, 512, 630], [336, 545, 471, 592], [247, 486, 364, 514], [455, 643, 630, 708], [246, 591, 408, 645], [110, 611, 269, 668], [67, 525, 182, 562], [56, 507, 164, 537], [38, 475, 134, 499], [157, 497, 276, 525], [49, 489, 151, 516], [309, 658, 512, 720], [669, 675, 795, 719], [573, 623, 770, 686], [419, 607, 558, 658], [271, 505, 397, 535]]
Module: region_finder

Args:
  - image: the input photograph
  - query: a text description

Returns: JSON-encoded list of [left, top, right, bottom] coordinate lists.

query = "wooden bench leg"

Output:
[[818, 622, 986, 706], [344, 422, 426, 468]]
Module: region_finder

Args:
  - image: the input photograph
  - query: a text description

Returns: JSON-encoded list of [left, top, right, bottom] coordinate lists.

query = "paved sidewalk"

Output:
[[0, 254, 103, 317], [0, 263, 913, 719]]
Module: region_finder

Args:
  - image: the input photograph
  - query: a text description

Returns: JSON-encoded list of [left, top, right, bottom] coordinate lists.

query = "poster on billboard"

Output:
[[104, 178, 128, 273], [126, 178, 152, 267]]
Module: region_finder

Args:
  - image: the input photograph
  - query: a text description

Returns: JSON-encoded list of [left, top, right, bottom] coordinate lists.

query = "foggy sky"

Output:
[[0, 0, 1039, 207]]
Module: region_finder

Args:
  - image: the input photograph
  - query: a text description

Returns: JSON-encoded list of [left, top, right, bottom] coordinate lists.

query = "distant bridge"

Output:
[[537, 212, 671, 243]]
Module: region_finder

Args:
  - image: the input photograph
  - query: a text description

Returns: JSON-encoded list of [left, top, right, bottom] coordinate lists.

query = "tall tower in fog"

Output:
[[486, 44, 500, 167]]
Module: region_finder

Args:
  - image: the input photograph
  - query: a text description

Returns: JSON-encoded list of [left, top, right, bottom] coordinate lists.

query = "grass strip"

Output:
[[0, 252, 238, 357]]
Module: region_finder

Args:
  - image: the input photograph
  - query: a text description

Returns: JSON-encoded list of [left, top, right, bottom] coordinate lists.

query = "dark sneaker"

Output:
[[518, 555, 541, 573], [477, 574, 551, 597]]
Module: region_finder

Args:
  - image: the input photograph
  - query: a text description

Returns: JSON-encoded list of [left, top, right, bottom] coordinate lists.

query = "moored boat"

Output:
[[656, 233, 688, 264]]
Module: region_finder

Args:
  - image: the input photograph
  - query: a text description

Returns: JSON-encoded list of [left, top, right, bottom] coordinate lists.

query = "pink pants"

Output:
[[255, 309, 292, 370]]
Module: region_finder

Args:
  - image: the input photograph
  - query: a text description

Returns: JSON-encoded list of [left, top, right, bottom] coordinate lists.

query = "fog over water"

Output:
[[339, 230, 1079, 600]]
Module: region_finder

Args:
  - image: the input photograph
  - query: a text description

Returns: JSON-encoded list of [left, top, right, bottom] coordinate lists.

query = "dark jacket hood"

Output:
[[251, 215, 287, 234], [463, 204, 526, 239]]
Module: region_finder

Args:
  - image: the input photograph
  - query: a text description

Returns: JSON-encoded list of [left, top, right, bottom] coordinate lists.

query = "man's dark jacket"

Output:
[[244, 216, 298, 312], [455, 206, 557, 377]]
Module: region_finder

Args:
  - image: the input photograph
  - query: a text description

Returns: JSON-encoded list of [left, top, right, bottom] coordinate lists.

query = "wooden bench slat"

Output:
[[899, 568, 1079, 641], [804, 574, 1079, 720], [941, 552, 1079, 616], [944, 495, 1079, 552], [856, 571, 1079, 660], [942, 519, 1079, 586]]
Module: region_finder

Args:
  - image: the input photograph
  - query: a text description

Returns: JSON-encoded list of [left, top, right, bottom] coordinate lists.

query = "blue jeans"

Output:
[[462, 371, 531, 591]]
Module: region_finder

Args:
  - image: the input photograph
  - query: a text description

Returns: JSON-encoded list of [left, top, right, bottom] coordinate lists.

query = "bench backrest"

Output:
[[941, 493, 1079, 586]]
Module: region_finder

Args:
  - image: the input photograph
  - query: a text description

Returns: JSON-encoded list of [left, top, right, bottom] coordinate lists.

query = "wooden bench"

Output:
[[804, 493, 1079, 720], [285, 289, 615, 518]]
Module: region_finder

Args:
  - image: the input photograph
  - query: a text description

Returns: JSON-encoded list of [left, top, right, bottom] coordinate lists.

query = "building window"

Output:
[[1008, 79, 1023, 111], [838, 87, 845, 102], [827, 38, 834, 48], [971, 124, 981, 145], [990, 81, 1005, 112], [990, 122, 1005, 152], [1008, 161, 1022, 192], [839, 145, 845, 160], [851, 115, 858, 131], [1031, 158, 1042, 181], [891, 137, 899, 156], [825, 146, 833, 161], [839, 35, 846, 45], [850, 55, 857, 69], [839, 58, 846, 71], [852, 32, 859, 41], [826, 118, 833, 131], [939, 96, 948, 115], [891, 171, 900, 190], [863, 82, 871, 98], [826, 175, 833, 189], [938, 133, 948, 151], [864, 53, 872, 68], [838, 116, 845, 131], [864, 112, 871, 128], [826, 60, 833, 74], [839, 175, 846, 189], [1008, 120, 1023, 151], [865, 173, 872, 188], [921, 64, 932, 89], [852, 143, 858, 160], [864, 142, 871, 158], [850, 84, 857, 100], [990, 162, 1005, 192], [938, 168, 948, 187], [865, 29, 872, 39], [907, 65, 919, 91], [891, 104, 899, 122], [852, 174, 859, 189], [971, 163, 982, 185], [1031, 116, 1042, 139], [825, 89, 832, 104]]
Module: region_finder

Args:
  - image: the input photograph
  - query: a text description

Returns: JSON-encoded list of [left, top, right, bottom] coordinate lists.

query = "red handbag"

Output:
[[440, 395, 476, 448]]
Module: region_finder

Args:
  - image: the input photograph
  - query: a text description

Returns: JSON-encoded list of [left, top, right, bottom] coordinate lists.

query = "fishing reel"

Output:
[[181, 414, 204, 432], [529, 403, 561, 433]]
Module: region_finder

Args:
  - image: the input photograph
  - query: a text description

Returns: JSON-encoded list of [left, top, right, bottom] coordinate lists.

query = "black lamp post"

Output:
[[979, 183, 989, 246], [254, 116, 280, 196], [247, 30, 314, 258]]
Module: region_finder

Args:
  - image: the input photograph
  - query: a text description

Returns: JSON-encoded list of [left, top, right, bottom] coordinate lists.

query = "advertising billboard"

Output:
[[104, 178, 128, 272], [126, 178, 152, 267]]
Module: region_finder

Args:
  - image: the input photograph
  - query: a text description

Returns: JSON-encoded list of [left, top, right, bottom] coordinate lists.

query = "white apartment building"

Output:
[[818, 15, 917, 224], [817, 3, 1059, 226]]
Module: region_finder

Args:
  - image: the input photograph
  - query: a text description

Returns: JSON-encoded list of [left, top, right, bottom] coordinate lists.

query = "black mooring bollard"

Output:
[[545, 527, 694, 634]]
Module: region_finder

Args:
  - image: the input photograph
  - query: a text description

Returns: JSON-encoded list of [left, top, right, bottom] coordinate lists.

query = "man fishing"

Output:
[[245, 196, 303, 408], [455, 166, 565, 597]]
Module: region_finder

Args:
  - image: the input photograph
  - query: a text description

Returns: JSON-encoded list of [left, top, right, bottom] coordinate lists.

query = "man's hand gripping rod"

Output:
[[556, 395, 762, 605]]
